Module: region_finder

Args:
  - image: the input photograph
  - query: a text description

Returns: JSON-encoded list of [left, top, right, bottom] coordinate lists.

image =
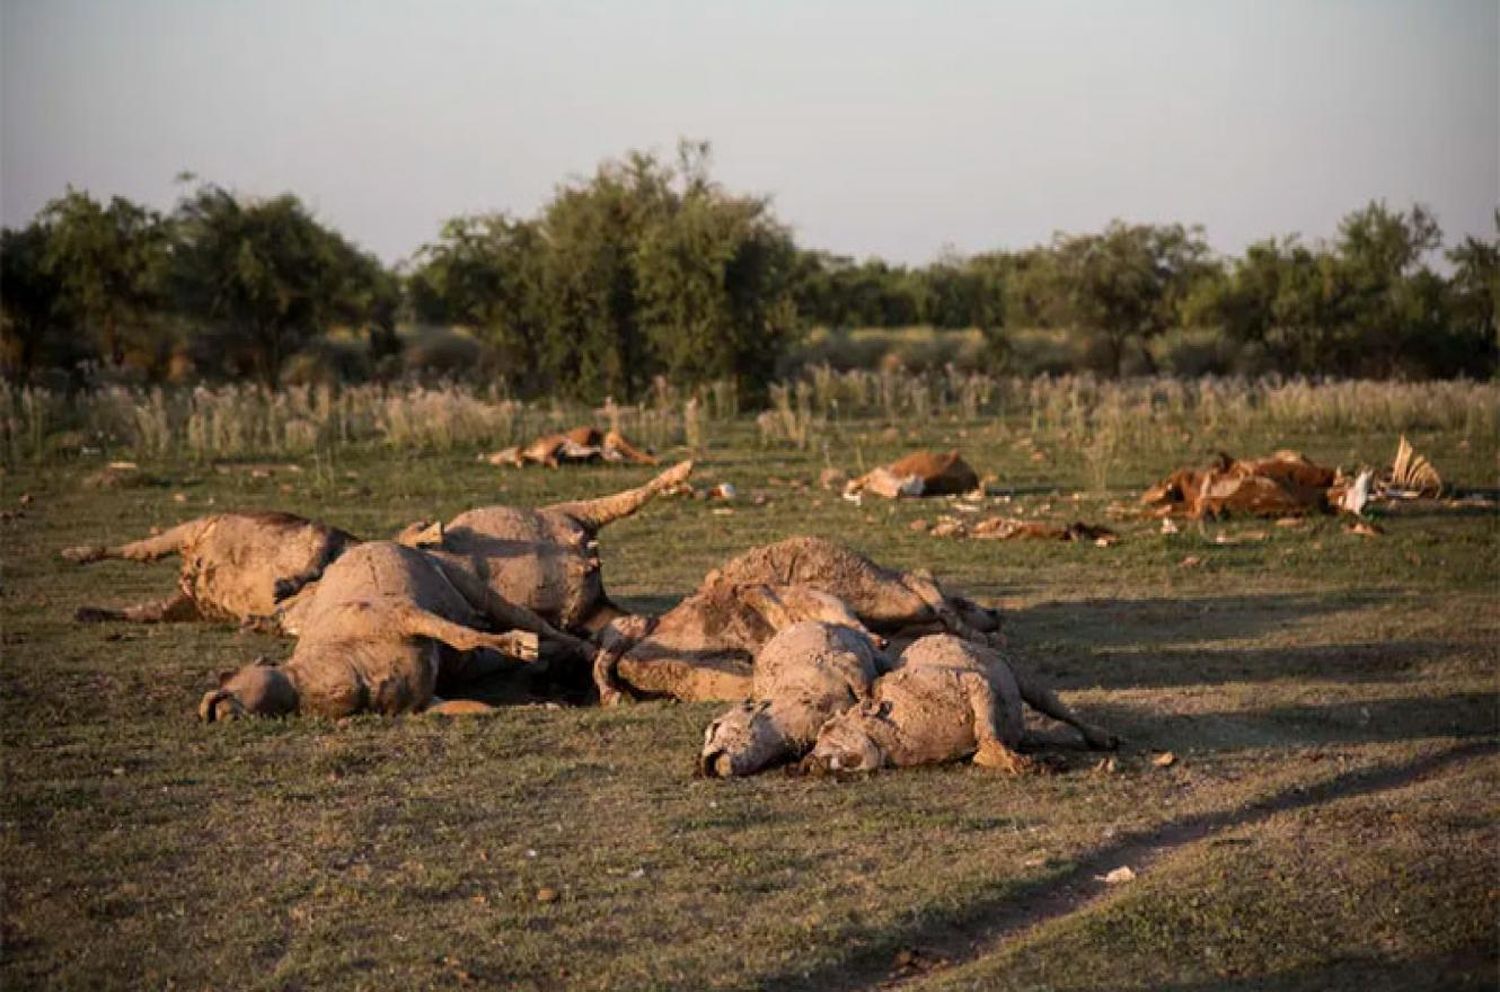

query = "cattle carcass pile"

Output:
[[1142, 436, 1449, 520], [483, 426, 659, 468], [64, 457, 1118, 777], [63, 429, 1478, 779]]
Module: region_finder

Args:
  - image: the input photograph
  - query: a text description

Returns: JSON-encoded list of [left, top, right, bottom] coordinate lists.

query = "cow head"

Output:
[[198, 658, 298, 722], [805, 700, 888, 773], [698, 700, 788, 778]]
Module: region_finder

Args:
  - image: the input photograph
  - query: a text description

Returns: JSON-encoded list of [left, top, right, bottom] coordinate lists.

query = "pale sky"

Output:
[[2, 0, 1496, 265]]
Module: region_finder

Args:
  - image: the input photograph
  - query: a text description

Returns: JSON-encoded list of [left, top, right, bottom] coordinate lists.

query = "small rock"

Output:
[[1100, 866, 1136, 885], [1160, 518, 1179, 535], [1151, 751, 1177, 768], [18, 493, 32, 506], [172, 492, 187, 503], [1179, 555, 1203, 568], [535, 887, 558, 904], [908, 518, 930, 532]]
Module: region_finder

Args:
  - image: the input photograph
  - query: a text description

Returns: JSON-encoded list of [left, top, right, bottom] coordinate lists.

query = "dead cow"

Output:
[[1144, 450, 1339, 519], [846, 450, 979, 500], [397, 460, 692, 637], [596, 583, 879, 704], [596, 535, 1004, 703], [699, 621, 885, 778], [806, 634, 1117, 774], [199, 542, 545, 721], [61, 512, 357, 626], [485, 427, 658, 468], [706, 536, 1002, 646]]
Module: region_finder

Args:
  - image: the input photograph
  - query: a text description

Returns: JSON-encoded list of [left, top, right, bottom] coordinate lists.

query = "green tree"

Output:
[[416, 140, 801, 400], [534, 151, 674, 399], [1, 222, 75, 380], [170, 184, 389, 385], [634, 145, 798, 394], [407, 213, 546, 378], [920, 251, 1006, 332], [1332, 201, 1443, 376], [1441, 210, 1499, 377], [1042, 222, 1211, 376], [35, 189, 172, 375]]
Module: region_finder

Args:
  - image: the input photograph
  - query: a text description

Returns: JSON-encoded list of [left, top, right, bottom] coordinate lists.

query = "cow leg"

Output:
[[61, 519, 208, 565], [544, 460, 693, 533], [591, 617, 650, 706], [392, 604, 540, 661], [76, 591, 202, 624], [434, 559, 594, 661], [1012, 670, 1118, 751], [962, 671, 1033, 773], [895, 573, 995, 644]]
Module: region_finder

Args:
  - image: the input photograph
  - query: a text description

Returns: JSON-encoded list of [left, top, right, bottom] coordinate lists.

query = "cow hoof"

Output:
[[973, 741, 1034, 775]]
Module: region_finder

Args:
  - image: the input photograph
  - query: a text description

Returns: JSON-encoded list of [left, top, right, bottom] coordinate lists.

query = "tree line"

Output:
[[3, 142, 1495, 398]]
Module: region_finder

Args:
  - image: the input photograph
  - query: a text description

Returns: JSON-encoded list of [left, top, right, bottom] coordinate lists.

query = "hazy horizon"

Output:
[[3, 0, 1496, 266]]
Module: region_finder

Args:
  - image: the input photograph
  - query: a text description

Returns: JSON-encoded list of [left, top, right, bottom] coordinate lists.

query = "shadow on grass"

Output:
[[1067, 946, 1495, 992], [754, 740, 1499, 992], [1087, 691, 1499, 754], [1011, 592, 1397, 653], [1035, 639, 1460, 690]]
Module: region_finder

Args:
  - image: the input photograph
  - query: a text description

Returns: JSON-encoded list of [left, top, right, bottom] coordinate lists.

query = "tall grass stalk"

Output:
[[3, 375, 1494, 465]]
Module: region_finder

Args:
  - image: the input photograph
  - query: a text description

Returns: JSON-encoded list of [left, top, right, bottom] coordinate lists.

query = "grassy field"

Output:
[[2, 414, 1496, 990]]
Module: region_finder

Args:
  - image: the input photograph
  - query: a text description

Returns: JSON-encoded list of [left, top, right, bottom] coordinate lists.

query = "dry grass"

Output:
[[6, 376, 1494, 466], [1, 412, 1496, 990]]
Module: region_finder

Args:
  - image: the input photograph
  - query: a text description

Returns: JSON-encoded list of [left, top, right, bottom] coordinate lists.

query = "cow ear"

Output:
[[858, 698, 882, 717], [413, 521, 444, 548]]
